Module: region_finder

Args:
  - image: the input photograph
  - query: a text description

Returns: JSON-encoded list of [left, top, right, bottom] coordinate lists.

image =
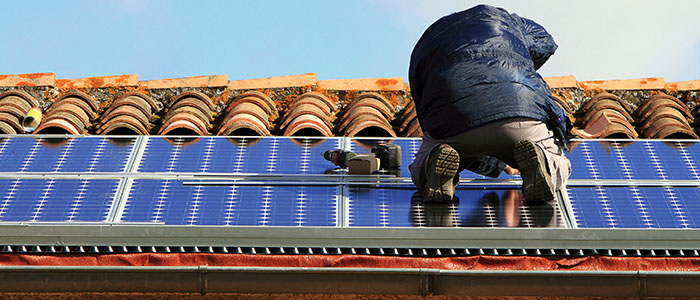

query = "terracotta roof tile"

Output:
[[318, 77, 404, 91], [280, 92, 335, 136], [0, 73, 55, 87], [140, 75, 228, 89], [544, 75, 578, 88], [55, 74, 138, 89], [218, 91, 278, 136], [579, 78, 666, 90], [668, 80, 700, 91], [228, 73, 317, 89]]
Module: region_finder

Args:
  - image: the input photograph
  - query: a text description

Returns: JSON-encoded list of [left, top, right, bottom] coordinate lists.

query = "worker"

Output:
[[408, 4, 572, 204]]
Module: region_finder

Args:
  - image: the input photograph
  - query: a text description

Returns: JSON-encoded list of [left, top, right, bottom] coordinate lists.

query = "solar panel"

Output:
[[0, 179, 120, 222], [348, 186, 564, 228], [566, 186, 699, 228], [568, 140, 700, 181], [137, 137, 341, 174], [119, 179, 339, 226], [0, 137, 136, 173]]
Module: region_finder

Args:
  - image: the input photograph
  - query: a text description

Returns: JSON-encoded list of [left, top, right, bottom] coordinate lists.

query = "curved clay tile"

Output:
[[405, 118, 423, 137], [47, 103, 91, 126], [218, 114, 271, 136], [283, 114, 333, 137], [98, 105, 151, 128], [98, 115, 150, 135], [0, 97, 32, 115], [47, 97, 99, 121], [280, 103, 332, 129], [0, 113, 22, 133], [0, 90, 40, 108], [399, 107, 417, 134], [54, 91, 100, 114], [168, 97, 214, 122], [342, 114, 396, 137], [0, 104, 26, 119], [224, 91, 278, 118], [581, 99, 634, 122], [639, 107, 691, 133], [40, 111, 86, 133], [574, 111, 638, 139], [643, 118, 698, 139], [347, 93, 395, 115], [551, 93, 575, 115], [221, 102, 270, 128], [168, 91, 215, 112], [338, 106, 391, 133], [636, 95, 693, 124], [34, 118, 81, 135], [283, 92, 336, 118], [0, 121, 17, 134], [164, 106, 212, 128], [581, 108, 629, 126], [343, 93, 395, 119], [159, 112, 209, 135], [101, 92, 158, 122], [580, 92, 633, 115], [159, 119, 206, 136]]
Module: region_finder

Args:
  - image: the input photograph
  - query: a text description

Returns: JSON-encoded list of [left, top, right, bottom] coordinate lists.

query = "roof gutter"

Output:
[[1, 266, 699, 298]]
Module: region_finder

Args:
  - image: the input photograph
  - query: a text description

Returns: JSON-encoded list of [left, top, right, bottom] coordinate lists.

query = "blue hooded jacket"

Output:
[[409, 5, 569, 145]]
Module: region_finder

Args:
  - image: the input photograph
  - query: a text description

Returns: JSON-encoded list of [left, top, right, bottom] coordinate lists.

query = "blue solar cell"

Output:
[[348, 187, 562, 227], [568, 140, 700, 181], [121, 179, 338, 226], [0, 137, 135, 173], [137, 137, 341, 174], [0, 179, 120, 222], [567, 186, 699, 228], [348, 138, 520, 182]]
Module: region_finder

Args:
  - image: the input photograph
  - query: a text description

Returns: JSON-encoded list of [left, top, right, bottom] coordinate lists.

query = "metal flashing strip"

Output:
[[0, 225, 699, 256], [0, 266, 699, 297]]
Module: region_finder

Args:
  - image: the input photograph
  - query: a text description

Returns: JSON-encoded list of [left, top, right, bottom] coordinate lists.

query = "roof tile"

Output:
[[0, 73, 55, 87], [140, 75, 228, 89], [318, 77, 405, 91], [668, 80, 700, 91], [544, 75, 578, 88], [579, 78, 666, 90], [228, 73, 318, 89], [55, 74, 139, 89]]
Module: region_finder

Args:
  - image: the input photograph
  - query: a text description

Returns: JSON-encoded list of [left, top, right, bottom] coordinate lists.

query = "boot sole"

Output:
[[514, 140, 555, 204], [423, 145, 460, 203]]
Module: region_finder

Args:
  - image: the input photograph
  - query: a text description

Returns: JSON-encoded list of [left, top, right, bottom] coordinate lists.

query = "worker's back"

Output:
[[409, 4, 561, 139]]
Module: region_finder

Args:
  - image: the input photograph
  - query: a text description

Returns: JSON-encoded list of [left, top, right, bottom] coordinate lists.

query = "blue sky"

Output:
[[1, 0, 698, 82]]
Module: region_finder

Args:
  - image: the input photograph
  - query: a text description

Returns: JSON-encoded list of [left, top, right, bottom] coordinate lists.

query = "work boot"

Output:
[[513, 140, 555, 204], [423, 144, 460, 203]]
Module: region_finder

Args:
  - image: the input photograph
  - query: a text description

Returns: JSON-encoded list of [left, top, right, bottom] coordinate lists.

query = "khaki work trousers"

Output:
[[409, 118, 571, 191]]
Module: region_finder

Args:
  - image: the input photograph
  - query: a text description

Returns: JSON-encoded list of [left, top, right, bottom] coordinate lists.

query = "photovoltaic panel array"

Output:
[[1, 135, 700, 229], [565, 140, 700, 228]]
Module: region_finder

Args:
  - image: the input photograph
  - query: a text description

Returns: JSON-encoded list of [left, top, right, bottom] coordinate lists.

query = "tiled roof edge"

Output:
[[228, 73, 318, 89], [0, 73, 55, 87], [318, 77, 405, 91], [56, 74, 139, 89], [139, 75, 228, 89], [544, 75, 578, 88], [578, 78, 666, 90], [667, 80, 700, 91]]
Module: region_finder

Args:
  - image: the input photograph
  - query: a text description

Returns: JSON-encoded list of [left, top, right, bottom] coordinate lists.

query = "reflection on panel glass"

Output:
[[567, 186, 700, 228], [568, 140, 700, 181], [348, 187, 563, 228], [121, 179, 338, 226], [138, 136, 341, 174], [0, 137, 136, 173]]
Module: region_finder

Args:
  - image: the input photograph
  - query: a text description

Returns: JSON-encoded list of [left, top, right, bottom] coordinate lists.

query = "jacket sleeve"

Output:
[[512, 14, 558, 70]]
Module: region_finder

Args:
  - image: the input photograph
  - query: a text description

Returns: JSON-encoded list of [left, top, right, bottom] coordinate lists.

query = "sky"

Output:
[[1, 0, 698, 83]]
